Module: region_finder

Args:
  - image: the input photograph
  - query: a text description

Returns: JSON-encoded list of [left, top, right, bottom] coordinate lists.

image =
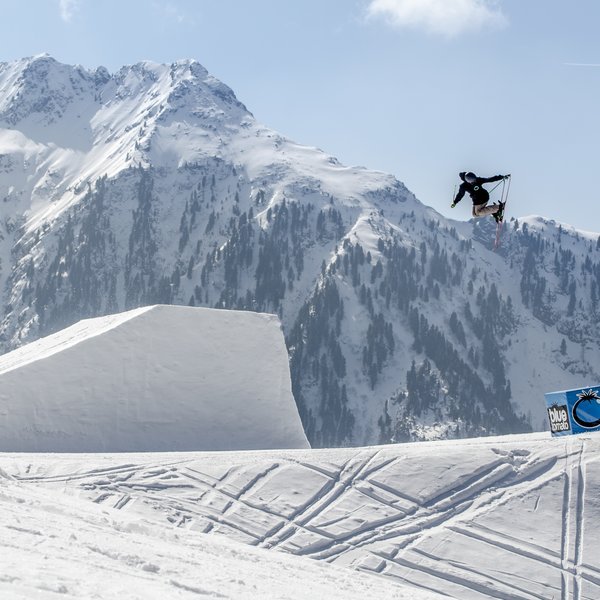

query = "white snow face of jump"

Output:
[[0, 305, 310, 452]]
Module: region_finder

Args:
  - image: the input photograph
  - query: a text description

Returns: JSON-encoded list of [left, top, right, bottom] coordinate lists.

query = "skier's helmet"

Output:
[[464, 172, 477, 184]]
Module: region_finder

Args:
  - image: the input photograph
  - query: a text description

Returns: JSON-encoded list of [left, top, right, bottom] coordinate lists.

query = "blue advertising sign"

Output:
[[545, 385, 600, 436]]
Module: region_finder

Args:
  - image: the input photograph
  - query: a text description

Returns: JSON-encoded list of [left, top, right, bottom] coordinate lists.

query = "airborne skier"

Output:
[[451, 171, 510, 222]]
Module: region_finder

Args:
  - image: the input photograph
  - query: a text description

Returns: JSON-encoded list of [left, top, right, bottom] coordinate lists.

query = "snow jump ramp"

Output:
[[0, 305, 310, 452]]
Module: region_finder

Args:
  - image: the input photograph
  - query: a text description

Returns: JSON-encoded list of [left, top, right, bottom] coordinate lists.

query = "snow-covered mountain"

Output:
[[3, 432, 599, 599], [0, 54, 598, 447]]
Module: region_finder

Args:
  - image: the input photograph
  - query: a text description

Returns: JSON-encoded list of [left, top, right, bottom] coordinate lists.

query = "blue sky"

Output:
[[0, 0, 598, 231]]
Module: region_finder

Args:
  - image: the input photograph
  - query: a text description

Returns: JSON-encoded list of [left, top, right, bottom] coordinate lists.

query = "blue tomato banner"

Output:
[[545, 385, 600, 436]]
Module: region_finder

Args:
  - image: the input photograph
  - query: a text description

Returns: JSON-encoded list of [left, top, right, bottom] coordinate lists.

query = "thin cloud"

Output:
[[152, 2, 196, 26], [366, 0, 507, 37], [59, 0, 80, 23], [564, 62, 600, 68], [164, 2, 185, 23]]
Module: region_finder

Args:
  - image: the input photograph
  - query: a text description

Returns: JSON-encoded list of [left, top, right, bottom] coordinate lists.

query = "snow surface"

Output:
[[0, 479, 440, 600], [2, 431, 599, 599], [0, 305, 309, 452]]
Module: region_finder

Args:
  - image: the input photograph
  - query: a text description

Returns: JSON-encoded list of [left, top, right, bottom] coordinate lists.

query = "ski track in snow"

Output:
[[3, 433, 600, 599]]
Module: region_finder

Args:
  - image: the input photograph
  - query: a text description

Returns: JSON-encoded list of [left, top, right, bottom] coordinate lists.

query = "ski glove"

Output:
[[451, 202, 457, 208]]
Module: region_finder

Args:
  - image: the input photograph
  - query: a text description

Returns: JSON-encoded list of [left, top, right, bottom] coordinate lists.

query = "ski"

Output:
[[493, 176, 511, 251], [494, 213, 504, 250]]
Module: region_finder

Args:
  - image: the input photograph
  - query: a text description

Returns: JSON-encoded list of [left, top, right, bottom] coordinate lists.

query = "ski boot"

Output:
[[493, 201, 505, 223]]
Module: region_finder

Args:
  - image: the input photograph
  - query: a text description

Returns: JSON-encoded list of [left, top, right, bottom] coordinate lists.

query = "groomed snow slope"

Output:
[[0, 305, 309, 452], [0, 478, 443, 600], [3, 432, 599, 599]]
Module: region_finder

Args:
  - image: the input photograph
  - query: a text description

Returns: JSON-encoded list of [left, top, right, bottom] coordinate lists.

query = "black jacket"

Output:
[[454, 174, 504, 206]]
